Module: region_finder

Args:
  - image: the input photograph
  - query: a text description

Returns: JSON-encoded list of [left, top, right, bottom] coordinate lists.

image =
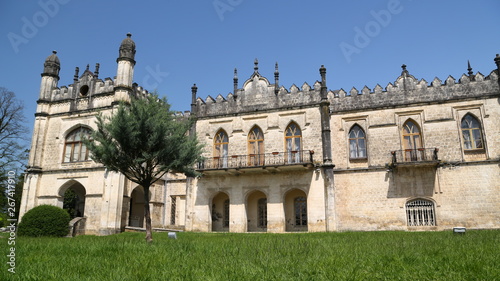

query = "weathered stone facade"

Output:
[[20, 35, 500, 235]]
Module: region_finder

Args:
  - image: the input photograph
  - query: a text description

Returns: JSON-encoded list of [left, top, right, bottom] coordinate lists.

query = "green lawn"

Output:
[[1, 230, 499, 280]]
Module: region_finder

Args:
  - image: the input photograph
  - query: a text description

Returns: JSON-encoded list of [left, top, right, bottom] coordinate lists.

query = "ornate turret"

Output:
[[115, 33, 136, 102], [118, 33, 136, 63], [42, 50, 60, 78], [39, 51, 60, 100]]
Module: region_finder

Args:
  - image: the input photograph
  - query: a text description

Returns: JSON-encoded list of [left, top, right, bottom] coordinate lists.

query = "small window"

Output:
[[63, 127, 92, 162], [461, 114, 484, 150], [349, 125, 367, 159], [80, 85, 89, 96], [406, 199, 435, 226]]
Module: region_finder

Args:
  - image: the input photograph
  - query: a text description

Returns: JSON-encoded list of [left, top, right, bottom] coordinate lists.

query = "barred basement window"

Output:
[[170, 196, 176, 225], [406, 199, 435, 226]]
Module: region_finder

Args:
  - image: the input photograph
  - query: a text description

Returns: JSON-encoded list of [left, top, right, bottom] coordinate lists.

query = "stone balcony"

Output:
[[390, 148, 440, 168], [197, 150, 319, 173]]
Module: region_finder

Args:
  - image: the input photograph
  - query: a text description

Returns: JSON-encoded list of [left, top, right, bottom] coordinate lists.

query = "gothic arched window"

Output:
[[63, 127, 92, 162], [349, 125, 367, 159], [461, 114, 484, 150], [402, 120, 422, 161], [248, 126, 264, 166], [214, 129, 229, 168], [285, 122, 302, 163]]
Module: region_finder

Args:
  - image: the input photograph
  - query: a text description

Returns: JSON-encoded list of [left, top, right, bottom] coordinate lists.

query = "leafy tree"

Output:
[[85, 94, 202, 243], [0, 87, 28, 171]]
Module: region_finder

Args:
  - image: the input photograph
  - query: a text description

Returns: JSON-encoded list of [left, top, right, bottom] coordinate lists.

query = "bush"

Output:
[[18, 205, 71, 237]]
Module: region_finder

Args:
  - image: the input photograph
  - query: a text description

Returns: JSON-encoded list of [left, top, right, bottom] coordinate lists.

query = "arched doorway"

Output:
[[211, 192, 229, 232], [60, 181, 86, 219], [284, 189, 307, 232], [129, 186, 145, 227], [246, 190, 267, 232]]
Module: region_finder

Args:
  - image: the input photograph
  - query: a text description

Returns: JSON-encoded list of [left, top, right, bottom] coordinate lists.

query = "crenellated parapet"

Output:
[[195, 60, 325, 118], [330, 64, 500, 113]]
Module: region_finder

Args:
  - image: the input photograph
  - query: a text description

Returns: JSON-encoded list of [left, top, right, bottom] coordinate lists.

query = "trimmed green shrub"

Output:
[[18, 205, 71, 237]]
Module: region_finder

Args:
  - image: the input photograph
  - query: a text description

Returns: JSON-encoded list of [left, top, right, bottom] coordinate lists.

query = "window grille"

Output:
[[406, 199, 435, 226], [294, 196, 307, 226], [170, 196, 176, 225], [257, 198, 267, 228], [223, 199, 230, 227]]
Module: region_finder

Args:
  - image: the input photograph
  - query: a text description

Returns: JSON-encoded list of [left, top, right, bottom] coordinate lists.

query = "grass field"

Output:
[[1, 230, 499, 280]]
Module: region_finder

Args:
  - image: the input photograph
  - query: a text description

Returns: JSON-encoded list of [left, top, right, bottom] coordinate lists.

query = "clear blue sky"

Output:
[[1, 0, 499, 144]]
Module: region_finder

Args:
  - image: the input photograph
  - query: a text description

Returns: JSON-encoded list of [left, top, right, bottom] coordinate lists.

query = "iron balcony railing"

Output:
[[391, 148, 439, 164], [197, 150, 316, 170]]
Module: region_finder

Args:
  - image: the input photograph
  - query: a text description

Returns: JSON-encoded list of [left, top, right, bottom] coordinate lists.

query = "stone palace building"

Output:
[[19, 34, 500, 235]]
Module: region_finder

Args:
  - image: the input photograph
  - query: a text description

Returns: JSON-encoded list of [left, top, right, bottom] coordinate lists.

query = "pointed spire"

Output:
[[319, 65, 327, 100], [467, 60, 473, 76], [233, 68, 238, 96], [191, 83, 198, 114], [73, 67, 79, 83], [252, 58, 260, 76], [94, 63, 100, 79], [274, 62, 279, 95], [85, 64, 90, 72], [467, 60, 475, 81]]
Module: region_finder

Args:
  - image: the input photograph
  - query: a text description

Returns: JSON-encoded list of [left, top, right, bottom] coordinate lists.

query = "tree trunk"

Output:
[[143, 185, 153, 243]]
